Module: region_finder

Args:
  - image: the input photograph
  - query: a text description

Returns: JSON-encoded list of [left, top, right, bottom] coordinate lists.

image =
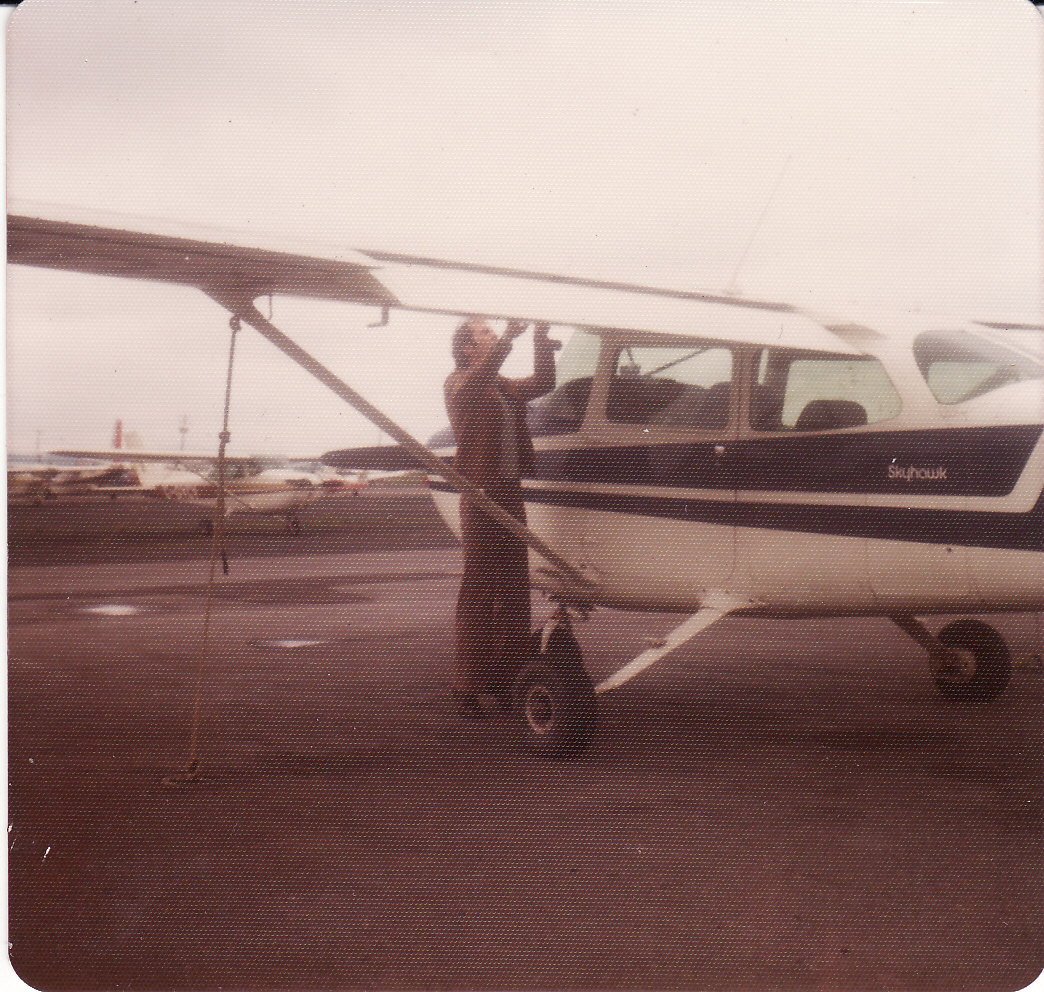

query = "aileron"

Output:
[[8, 213, 398, 307]]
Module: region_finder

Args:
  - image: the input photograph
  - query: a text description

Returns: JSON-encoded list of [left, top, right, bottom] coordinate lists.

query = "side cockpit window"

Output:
[[913, 330, 1043, 405], [606, 342, 733, 430], [526, 328, 601, 436], [751, 347, 900, 431]]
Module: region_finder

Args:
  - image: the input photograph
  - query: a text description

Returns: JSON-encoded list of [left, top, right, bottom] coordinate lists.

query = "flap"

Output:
[[371, 260, 861, 354]]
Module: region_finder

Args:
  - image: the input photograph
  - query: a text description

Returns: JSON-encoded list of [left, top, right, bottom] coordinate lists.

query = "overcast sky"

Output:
[[6, 0, 1043, 458]]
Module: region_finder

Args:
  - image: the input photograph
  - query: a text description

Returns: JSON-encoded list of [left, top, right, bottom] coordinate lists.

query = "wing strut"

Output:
[[594, 593, 750, 695], [207, 293, 594, 602]]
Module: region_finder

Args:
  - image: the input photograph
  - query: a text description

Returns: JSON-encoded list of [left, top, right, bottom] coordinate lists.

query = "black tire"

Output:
[[513, 630, 597, 758], [934, 619, 1011, 702]]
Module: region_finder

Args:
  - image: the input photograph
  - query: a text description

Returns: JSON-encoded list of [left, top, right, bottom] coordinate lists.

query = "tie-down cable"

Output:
[[163, 314, 240, 785]]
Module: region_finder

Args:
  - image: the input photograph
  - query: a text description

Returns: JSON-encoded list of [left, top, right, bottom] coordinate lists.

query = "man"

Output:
[[445, 316, 557, 717]]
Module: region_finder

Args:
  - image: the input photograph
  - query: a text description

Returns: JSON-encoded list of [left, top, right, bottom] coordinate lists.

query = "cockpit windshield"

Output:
[[913, 331, 1044, 405]]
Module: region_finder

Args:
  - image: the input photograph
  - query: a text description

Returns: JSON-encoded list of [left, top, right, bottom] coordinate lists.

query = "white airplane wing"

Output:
[[8, 462, 118, 481], [8, 203, 859, 354], [8, 207, 396, 309], [972, 321, 1044, 363], [48, 448, 261, 465]]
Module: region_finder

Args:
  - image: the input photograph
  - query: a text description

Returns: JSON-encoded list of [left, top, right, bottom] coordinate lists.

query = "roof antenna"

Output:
[[724, 153, 792, 298]]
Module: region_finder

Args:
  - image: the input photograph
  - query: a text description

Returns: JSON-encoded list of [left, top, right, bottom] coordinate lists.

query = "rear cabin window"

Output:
[[913, 330, 1043, 405], [525, 328, 601, 435], [751, 348, 900, 431], [606, 342, 734, 430]]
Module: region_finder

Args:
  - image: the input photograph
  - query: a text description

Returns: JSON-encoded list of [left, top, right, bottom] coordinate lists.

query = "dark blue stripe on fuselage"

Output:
[[534, 425, 1043, 498], [430, 479, 1044, 553]]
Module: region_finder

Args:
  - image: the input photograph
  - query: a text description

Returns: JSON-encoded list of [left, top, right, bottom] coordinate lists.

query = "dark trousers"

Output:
[[454, 485, 531, 695]]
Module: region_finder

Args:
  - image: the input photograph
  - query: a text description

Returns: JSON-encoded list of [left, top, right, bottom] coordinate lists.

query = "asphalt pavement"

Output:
[[7, 496, 1043, 991]]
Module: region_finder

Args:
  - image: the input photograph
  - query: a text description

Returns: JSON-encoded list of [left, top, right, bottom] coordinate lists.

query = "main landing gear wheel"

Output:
[[513, 629, 597, 759], [934, 619, 1012, 702]]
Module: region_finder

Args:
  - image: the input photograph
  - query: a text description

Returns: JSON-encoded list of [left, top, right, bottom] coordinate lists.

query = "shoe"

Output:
[[453, 691, 484, 719]]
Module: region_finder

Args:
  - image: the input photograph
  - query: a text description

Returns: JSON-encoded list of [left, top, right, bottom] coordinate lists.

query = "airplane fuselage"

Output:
[[429, 319, 1044, 617]]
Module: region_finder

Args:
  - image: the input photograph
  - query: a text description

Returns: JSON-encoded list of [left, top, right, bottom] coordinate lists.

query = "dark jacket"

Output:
[[445, 334, 556, 488]]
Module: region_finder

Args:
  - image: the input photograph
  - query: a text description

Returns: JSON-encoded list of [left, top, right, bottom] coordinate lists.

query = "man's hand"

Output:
[[504, 319, 529, 340]]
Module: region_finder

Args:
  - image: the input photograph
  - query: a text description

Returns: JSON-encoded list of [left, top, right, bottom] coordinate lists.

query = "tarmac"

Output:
[[7, 492, 1043, 990]]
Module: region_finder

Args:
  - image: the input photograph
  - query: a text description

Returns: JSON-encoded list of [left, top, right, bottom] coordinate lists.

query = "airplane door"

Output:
[[539, 336, 737, 611]]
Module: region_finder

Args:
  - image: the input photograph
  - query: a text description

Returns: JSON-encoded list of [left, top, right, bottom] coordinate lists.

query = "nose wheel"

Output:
[[513, 625, 596, 758]]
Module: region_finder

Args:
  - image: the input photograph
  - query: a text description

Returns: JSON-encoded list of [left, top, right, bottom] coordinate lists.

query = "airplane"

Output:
[[47, 442, 337, 535], [8, 204, 1043, 757], [7, 453, 133, 502], [34, 415, 346, 533], [8, 421, 137, 501]]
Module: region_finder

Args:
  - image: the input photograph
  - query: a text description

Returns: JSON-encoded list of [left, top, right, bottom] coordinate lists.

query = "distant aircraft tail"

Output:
[[133, 460, 165, 491]]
